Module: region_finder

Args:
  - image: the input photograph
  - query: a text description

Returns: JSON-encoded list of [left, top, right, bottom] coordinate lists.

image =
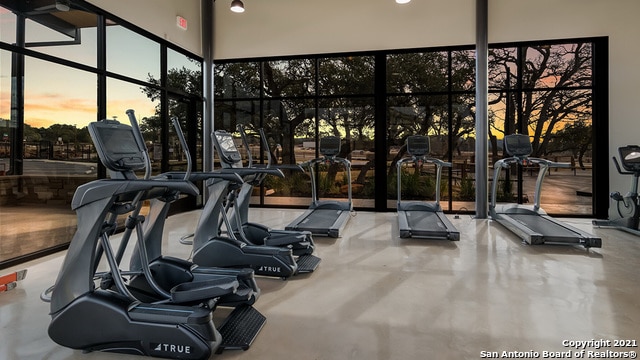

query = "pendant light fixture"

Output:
[[230, 0, 245, 13], [55, 0, 71, 11]]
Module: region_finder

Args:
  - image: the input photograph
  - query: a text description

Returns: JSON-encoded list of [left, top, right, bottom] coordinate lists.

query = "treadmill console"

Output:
[[88, 119, 146, 172], [320, 136, 341, 157], [619, 145, 640, 172], [214, 131, 242, 166], [503, 134, 532, 157], [406, 135, 430, 157]]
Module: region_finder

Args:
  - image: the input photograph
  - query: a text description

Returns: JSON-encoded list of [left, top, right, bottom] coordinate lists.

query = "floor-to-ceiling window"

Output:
[[0, 1, 203, 268], [488, 41, 599, 216], [214, 55, 377, 207], [214, 37, 606, 216]]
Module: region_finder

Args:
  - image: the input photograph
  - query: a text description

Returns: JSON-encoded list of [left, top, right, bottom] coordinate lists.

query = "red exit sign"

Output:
[[176, 16, 188, 30]]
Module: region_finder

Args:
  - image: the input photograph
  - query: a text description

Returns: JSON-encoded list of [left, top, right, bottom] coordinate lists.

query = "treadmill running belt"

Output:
[[507, 214, 580, 239], [405, 211, 446, 231], [299, 209, 342, 229]]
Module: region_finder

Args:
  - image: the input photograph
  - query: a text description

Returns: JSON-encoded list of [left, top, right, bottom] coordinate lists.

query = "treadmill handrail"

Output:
[[301, 155, 352, 207], [396, 155, 451, 209], [491, 156, 569, 212]]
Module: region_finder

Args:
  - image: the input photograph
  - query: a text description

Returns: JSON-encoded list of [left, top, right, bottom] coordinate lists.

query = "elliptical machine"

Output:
[[123, 115, 261, 309], [224, 125, 321, 271], [47, 112, 256, 359], [189, 131, 303, 279], [593, 145, 640, 236]]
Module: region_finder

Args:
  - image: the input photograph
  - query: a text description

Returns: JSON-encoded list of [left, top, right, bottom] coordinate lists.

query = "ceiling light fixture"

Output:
[[230, 0, 245, 13], [396, 0, 411, 4]]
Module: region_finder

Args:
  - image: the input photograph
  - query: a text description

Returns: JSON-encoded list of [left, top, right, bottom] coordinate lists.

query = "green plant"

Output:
[[263, 172, 310, 197], [388, 168, 435, 200], [496, 178, 513, 202], [318, 172, 341, 196], [458, 176, 475, 201]]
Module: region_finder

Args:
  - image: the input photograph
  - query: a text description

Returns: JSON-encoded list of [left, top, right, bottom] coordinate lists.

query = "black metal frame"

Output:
[[0, 0, 204, 268], [213, 37, 608, 217]]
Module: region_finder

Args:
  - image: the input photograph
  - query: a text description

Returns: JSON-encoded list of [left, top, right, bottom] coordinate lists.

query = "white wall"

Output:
[[213, 0, 475, 58], [87, 0, 203, 56], [214, 0, 640, 213]]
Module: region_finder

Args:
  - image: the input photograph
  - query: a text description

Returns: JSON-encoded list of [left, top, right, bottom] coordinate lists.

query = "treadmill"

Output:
[[490, 134, 601, 248], [285, 136, 353, 238], [396, 135, 460, 240]]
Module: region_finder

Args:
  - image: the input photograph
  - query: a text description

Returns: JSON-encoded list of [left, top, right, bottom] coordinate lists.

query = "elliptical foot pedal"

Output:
[[296, 254, 321, 273], [216, 305, 266, 354]]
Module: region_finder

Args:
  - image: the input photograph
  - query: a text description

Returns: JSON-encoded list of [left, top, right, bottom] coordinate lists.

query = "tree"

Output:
[[143, 63, 203, 142], [548, 119, 592, 169], [487, 43, 593, 158]]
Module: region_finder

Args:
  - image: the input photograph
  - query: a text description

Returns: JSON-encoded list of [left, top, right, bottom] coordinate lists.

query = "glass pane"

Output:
[[451, 50, 476, 92], [214, 99, 260, 133], [0, 50, 13, 175], [387, 52, 448, 93], [261, 99, 315, 207], [450, 95, 476, 212], [0, 5, 16, 44], [107, 77, 159, 174], [263, 59, 315, 97], [106, 24, 160, 81], [387, 95, 450, 210], [521, 89, 593, 215], [214, 62, 261, 99], [319, 56, 374, 96], [317, 97, 375, 208], [25, 10, 98, 67], [167, 49, 202, 96], [0, 50, 10, 173], [523, 43, 592, 89], [488, 47, 517, 90], [0, 57, 98, 263]]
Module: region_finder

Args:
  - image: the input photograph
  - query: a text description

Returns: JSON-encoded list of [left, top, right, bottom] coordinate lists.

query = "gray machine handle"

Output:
[[125, 109, 151, 180], [171, 116, 192, 181]]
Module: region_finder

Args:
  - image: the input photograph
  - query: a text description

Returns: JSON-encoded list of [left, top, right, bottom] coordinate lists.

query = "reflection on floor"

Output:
[[1, 208, 638, 360], [0, 204, 76, 261]]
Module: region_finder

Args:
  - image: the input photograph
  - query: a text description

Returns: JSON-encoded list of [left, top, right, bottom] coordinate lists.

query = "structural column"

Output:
[[202, 0, 214, 173], [475, 0, 488, 218]]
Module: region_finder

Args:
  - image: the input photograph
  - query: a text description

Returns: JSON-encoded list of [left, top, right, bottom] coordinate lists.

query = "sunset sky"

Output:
[[1, 12, 189, 129]]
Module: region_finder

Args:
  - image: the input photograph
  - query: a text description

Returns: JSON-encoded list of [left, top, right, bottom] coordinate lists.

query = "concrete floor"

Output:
[[1, 208, 639, 360]]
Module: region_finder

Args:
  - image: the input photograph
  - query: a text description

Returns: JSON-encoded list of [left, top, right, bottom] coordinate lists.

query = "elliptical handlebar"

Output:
[[258, 128, 272, 167], [125, 109, 151, 181], [236, 124, 254, 168], [171, 116, 192, 181]]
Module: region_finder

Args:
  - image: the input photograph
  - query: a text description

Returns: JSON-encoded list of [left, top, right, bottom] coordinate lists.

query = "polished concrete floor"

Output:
[[1, 208, 639, 360]]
